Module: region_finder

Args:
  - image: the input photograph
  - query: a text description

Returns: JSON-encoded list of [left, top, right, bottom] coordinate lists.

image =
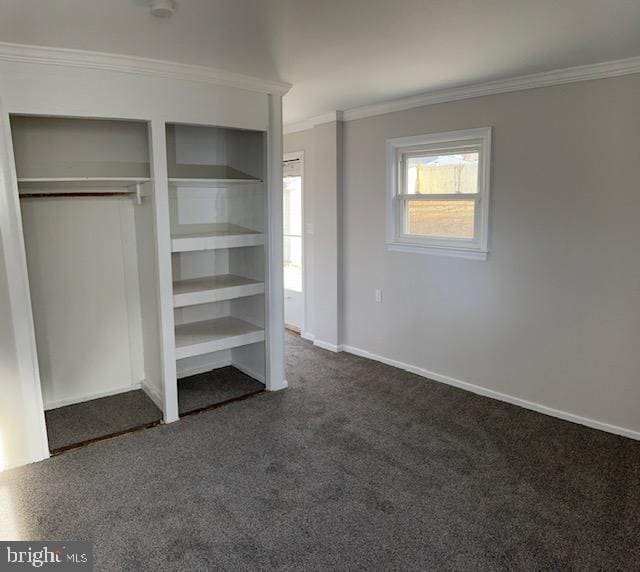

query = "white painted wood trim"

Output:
[[386, 242, 488, 260], [141, 379, 164, 411], [284, 55, 640, 131], [283, 111, 343, 135], [171, 231, 264, 252], [312, 339, 340, 353], [0, 41, 291, 96], [174, 317, 265, 360], [336, 342, 640, 441], [0, 105, 50, 466], [168, 178, 261, 187], [231, 360, 266, 384], [173, 276, 265, 307], [386, 127, 492, 259], [265, 95, 287, 391], [149, 120, 179, 423], [45, 382, 142, 411], [176, 358, 232, 380]]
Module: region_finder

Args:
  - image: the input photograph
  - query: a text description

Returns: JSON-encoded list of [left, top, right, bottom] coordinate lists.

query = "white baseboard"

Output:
[[176, 358, 231, 379], [175, 357, 269, 387], [231, 361, 266, 384], [338, 343, 640, 441], [141, 380, 163, 411], [300, 332, 341, 353], [4, 452, 50, 472], [44, 382, 142, 410], [312, 338, 341, 353]]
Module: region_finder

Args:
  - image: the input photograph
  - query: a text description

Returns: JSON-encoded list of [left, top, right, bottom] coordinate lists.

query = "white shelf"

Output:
[[171, 227, 264, 252], [173, 274, 264, 307], [175, 316, 265, 359], [168, 164, 260, 184], [18, 177, 151, 193], [169, 177, 261, 187]]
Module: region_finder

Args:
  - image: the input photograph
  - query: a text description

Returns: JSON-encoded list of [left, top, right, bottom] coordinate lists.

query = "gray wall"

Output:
[[287, 73, 640, 434], [285, 122, 341, 346]]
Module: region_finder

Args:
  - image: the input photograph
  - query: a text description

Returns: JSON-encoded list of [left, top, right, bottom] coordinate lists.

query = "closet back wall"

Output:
[[12, 117, 151, 409]]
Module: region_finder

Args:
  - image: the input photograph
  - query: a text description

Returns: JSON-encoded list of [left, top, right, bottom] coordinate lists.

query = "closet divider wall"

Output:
[[0, 43, 289, 469]]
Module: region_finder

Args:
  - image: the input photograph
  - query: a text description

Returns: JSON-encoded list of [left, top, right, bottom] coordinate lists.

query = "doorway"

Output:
[[283, 152, 304, 332]]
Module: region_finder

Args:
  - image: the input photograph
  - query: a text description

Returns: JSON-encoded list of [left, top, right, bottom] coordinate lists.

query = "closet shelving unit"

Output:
[[167, 123, 268, 388], [0, 43, 288, 468]]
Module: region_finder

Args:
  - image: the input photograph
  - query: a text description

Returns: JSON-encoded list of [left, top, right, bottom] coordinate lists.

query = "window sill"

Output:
[[387, 242, 488, 260]]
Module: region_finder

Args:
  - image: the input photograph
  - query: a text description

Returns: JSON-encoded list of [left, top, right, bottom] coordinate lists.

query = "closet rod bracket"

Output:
[[129, 182, 145, 205]]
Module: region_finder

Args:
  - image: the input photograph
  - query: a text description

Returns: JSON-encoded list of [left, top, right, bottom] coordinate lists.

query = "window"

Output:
[[387, 127, 492, 259]]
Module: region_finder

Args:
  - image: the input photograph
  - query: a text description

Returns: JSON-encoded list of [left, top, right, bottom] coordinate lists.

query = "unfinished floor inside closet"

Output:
[[44, 368, 263, 452], [11, 115, 166, 453]]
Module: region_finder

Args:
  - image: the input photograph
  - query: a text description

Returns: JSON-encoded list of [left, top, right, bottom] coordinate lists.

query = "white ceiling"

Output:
[[1, 0, 640, 125]]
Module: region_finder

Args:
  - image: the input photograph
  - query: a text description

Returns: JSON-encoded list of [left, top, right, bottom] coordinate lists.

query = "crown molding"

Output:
[[284, 111, 343, 134], [283, 55, 640, 131], [0, 41, 291, 96]]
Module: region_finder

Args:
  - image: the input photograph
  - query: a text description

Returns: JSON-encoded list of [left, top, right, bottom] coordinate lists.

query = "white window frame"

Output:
[[387, 127, 492, 260]]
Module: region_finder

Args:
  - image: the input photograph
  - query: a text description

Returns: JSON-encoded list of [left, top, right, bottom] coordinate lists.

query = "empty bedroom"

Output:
[[0, 1, 638, 570]]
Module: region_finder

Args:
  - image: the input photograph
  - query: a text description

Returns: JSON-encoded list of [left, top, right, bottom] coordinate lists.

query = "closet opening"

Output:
[[11, 115, 165, 453], [166, 123, 268, 415]]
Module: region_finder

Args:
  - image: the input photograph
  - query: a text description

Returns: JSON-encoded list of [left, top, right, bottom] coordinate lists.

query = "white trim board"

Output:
[[176, 357, 232, 379], [312, 339, 341, 353], [309, 339, 640, 441], [284, 111, 343, 135], [175, 357, 269, 386], [232, 361, 268, 385], [141, 380, 164, 411], [44, 382, 142, 411], [0, 41, 291, 96], [284, 54, 640, 132]]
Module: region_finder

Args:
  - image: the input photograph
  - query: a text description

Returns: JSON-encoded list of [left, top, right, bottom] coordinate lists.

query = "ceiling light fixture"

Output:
[[150, 0, 175, 18]]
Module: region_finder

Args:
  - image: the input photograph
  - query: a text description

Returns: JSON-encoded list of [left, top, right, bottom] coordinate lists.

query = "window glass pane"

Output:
[[283, 235, 302, 291], [406, 200, 475, 239], [405, 152, 478, 195], [283, 176, 302, 236]]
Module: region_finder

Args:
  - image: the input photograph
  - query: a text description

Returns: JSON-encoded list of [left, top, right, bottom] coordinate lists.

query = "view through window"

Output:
[[404, 152, 479, 239], [283, 174, 302, 292]]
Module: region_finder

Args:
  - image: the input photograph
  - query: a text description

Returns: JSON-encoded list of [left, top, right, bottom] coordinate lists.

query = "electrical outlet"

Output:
[[375, 289, 382, 303]]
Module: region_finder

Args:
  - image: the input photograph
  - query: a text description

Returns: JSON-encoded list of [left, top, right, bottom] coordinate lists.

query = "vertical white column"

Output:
[[148, 120, 179, 422], [265, 95, 287, 391], [0, 104, 49, 468]]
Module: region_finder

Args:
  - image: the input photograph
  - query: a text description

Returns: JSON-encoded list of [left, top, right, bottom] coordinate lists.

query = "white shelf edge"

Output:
[[169, 177, 262, 187], [171, 232, 265, 252], [174, 317, 265, 360], [18, 177, 151, 182], [17, 177, 152, 193], [173, 277, 264, 307]]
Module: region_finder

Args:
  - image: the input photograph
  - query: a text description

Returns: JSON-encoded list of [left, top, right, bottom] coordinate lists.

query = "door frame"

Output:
[[283, 150, 305, 335]]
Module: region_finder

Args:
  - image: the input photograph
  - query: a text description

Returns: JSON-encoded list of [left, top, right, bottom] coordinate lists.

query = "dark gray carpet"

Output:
[[178, 366, 264, 415], [2, 333, 639, 570], [44, 390, 162, 452]]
